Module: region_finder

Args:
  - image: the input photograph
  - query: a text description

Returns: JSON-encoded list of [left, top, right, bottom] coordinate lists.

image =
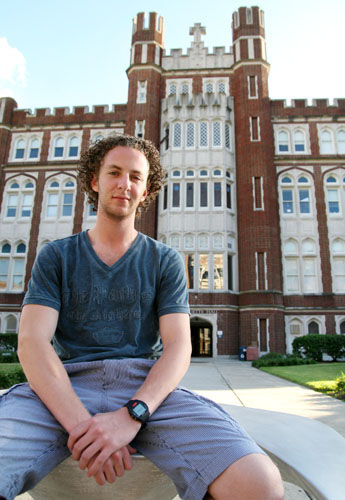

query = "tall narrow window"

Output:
[[327, 189, 340, 213], [285, 258, 299, 292], [199, 122, 208, 147], [6, 194, 18, 217], [21, 194, 33, 217], [213, 254, 224, 289], [308, 321, 320, 334], [226, 184, 232, 209], [15, 139, 25, 159], [200, 183, 208, 207], [62, 193, 74, 216], [250, 117, 259, 141], [29, 139, 39, 159], [186, 183, 194, 208], [163, 185, 168, 210], [256, 252, 267, 290], [336, 130, 345, 154], [186, 122, 195, 148], [135, 120, 145, 139], [294, 130, 305, 152], [68, 137, 79, 157], [214, 182, 222, 207], [259, 318, 268, 352], [278, 131, 289, 152], [47, 193, 59, 217], [164, 125, 169, 150], [212, 121, 221, 147], [254, 177, 263, 210], [137, 81, 147, 103], [199, 254, 209, 289], [54, 137, 64, 158], [282, 190, 294, 214], [173, 122, 182, 148], [320, 130, 333, 154], [172, 183, 180, 207], [225, 123, 231, 149], [227, 255, 233, 290], [248, 75, 257, 98]]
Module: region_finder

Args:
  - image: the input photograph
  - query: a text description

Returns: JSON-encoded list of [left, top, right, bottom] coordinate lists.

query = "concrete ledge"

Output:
[[225, 405, 345, 500], [29, 454, 178, 500]]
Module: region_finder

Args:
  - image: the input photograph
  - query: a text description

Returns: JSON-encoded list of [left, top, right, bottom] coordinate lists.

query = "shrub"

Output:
[[252, 352, 316, 368], [334, 372, 345, 400], [293, 334, 345, 362], [0, 365, 26, 389], [0, 333, 18, 351], [0, 351, 19, 363]]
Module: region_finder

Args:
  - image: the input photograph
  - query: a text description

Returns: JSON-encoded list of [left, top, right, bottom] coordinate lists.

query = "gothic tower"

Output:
[[232, 7, 285, 353]]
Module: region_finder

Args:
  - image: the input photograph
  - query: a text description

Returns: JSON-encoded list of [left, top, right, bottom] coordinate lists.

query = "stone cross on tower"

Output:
[[189, 23, 206, 44]]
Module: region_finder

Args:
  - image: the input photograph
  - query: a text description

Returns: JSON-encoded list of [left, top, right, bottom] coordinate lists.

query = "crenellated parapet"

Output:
[[271, 98, 345, 118], [9, 104, 127, 128]]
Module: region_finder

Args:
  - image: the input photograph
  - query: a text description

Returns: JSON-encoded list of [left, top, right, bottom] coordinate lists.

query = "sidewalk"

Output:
[[182, 358, 345, 438]]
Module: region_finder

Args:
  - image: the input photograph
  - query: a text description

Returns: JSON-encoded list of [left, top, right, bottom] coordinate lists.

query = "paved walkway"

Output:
[[12, 358, 345, 500]]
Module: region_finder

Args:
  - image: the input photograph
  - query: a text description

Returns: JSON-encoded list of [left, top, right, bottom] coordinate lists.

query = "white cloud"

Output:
[[0, 37, 27, 97]]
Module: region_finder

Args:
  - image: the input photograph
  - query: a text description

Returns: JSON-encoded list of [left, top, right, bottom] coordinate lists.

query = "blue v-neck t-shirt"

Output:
[[23, 231, 190, 363]]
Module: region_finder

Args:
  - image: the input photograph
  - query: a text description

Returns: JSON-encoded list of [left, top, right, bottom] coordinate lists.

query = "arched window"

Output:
[[45, 177, 75, 219], [278, 131, 289, 152], [212, 121, 221, 147], [320, 130, 333, 154], [0, 241, 27, 291], [5, 315, 17, 333], [293, 130, 305, 152], [331, 239, 345, 292], [169, 84, 177, 95], [173, 122, 182, 148], [308, 321, 319, 334], [284, 240, 299, 293], [68, 136, 79, 157], [302, 239, 317, 292], [186, 122, 195, 148], [326, 176, 340, 214], [199, 122, 208, 148], [15, 139, 25, 159], [54, 137, 64, 158], [29, 138, 40, 159], [336, 130, 345, 154], [340, 321, 345, 334]]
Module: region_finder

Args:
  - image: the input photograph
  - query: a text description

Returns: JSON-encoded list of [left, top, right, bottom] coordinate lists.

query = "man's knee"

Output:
[[208, 453, 284, 500]]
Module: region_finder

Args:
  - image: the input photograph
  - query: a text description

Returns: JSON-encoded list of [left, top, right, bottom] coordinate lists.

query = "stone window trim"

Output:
[[324, 173, 345, 217], [2, 176, 36, 221], [43, 174, 77, 220], [10, 133, 43, 162], [202, 78, 229, 96], [279, 173, 314, 218], [275, 126, 309, 155], [318, 125, 345, 155], [166, 79, 193, 97], [282, 238, 320, 294], [0, 240, 27, 293], [48, 131, 82, 161]]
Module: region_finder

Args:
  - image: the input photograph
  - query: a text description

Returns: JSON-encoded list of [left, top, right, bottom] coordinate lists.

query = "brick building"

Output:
[[0, 6, 344, 357]]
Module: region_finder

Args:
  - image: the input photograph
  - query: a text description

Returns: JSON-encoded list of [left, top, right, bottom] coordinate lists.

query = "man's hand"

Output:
[[67, 408, 141, 483]]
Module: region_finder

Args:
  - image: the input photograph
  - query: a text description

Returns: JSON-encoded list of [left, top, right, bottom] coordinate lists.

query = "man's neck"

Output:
[[88, 213, 138, 266]]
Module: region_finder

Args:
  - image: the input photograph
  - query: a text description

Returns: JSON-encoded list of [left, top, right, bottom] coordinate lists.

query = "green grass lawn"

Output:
[[261, 363, 345, 396], [0, 363, 26, 388]]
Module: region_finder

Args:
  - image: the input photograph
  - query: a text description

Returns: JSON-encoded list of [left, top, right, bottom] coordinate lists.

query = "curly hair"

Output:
[[77, 134, 165, 216]]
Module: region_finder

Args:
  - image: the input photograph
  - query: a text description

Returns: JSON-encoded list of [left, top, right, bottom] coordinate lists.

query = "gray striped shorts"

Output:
[[0, 358, 263, 500]]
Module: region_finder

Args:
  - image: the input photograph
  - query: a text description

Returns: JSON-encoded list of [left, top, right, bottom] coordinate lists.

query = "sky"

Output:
[[1, 0, 344, 111]]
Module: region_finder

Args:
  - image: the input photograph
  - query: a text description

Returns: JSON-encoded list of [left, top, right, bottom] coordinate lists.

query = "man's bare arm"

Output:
[[69, 312, 192, 478], [18, 304, 91, 432]]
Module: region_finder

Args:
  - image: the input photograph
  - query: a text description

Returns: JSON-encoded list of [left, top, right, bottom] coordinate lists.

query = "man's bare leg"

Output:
[[207, 453, 284, 500]]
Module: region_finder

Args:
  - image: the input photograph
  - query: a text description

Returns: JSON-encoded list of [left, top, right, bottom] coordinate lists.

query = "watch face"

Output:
[[133, 402, 147, 417]]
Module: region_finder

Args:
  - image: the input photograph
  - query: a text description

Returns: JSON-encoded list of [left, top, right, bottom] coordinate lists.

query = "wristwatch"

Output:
[[124, 399, 150, 428]]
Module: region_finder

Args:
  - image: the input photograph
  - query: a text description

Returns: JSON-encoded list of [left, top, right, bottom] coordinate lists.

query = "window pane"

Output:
[[173, 123, 182, 148], [328, 189, 339, 213], [163, 185, 168, 210], [213, 122, 221, 146], [62, 193, 74, 216], [214, 182, 222, 207], [54, 147, 64, 157], [199, 254, 209, 289], [0, 259, 9, 289], [12, 259, 25, 290], [200, 122, 208, 147], [21, 194, 33, 217], [282, 190, 293, 213], [299, 189, 310, 214], [172, 183, 180, 207], [29, 147, 39, 158], [200, 183, 208, 207], [225, 123, 231, 149], [47, 193, 58, 217], [186, 122, 195, 148], [186, 183, 194, 207], [7, 194, 18, 217], [214, 254, 224, 289], [226, 184, 231, 209]]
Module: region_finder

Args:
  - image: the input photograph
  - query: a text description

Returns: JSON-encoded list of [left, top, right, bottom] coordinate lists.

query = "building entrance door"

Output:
[[190, 320, 213, 357]]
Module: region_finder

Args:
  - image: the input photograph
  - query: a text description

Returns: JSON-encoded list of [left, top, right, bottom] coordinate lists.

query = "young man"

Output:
[[0, 135, 283, 500]]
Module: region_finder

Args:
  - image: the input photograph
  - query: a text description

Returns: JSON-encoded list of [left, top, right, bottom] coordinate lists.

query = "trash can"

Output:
[[239, 346, 247, 361]]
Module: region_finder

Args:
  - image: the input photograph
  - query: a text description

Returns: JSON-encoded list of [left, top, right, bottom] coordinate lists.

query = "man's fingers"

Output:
[[67, 420, 90, 452], [122, 446, 134, 471]]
